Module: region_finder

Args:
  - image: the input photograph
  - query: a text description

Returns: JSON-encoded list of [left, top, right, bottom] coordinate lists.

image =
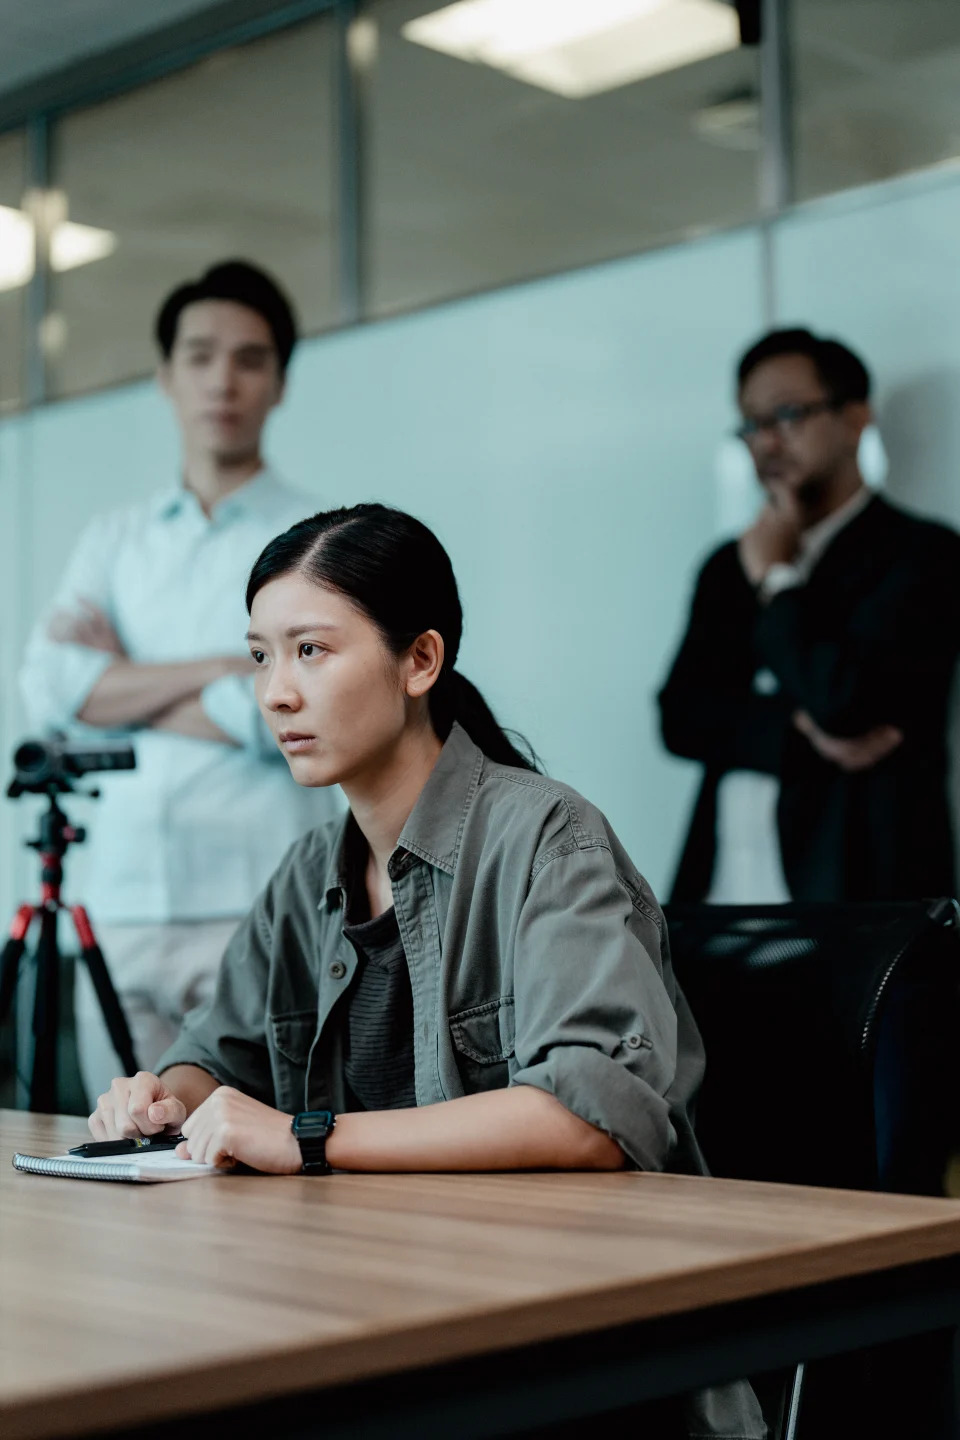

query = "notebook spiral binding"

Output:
[[12, 1152, 139, 1181]]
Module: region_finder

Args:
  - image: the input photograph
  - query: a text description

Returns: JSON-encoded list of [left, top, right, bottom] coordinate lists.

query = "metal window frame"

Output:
[[759, 0, 793, 324], [1, 0, 794, 410]]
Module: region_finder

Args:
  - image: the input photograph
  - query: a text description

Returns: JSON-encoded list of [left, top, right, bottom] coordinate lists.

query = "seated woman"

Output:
[[91, 502, 764, 1440]]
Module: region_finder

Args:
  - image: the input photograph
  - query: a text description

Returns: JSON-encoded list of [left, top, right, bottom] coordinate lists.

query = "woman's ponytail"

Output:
[[430, 669, 538, 771]]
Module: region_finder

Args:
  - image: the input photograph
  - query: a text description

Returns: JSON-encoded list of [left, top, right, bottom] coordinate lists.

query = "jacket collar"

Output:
[[322, 723, 485, 907]]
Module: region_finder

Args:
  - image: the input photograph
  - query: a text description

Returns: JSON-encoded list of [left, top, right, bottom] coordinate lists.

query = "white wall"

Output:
[[1, 228, 764, 919]]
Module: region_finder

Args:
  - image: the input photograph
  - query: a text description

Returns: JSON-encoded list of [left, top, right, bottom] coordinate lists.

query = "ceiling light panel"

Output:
[[0, 203, 116, 291], [402, 0, 741, 98], [51, 221, 117, 272], [0, 205, 34, 292]]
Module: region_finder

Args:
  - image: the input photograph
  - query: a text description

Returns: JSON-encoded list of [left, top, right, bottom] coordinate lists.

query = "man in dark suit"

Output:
[[659, 327, 960, 902]]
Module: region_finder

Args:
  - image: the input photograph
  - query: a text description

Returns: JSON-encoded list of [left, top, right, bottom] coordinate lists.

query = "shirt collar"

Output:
[[152, 465, 279, 523], [799, 484, 874, 567], [321, 723, 485, 907]]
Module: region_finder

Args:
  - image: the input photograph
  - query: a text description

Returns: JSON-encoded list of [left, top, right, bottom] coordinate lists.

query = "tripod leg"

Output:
[[30, 907, 60, 1113], [0, 907, 34, 1026], [71, 907, 139, 1078]]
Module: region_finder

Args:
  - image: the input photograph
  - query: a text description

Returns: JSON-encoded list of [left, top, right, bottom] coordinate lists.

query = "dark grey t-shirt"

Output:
[[341, 900, 417, 1113]]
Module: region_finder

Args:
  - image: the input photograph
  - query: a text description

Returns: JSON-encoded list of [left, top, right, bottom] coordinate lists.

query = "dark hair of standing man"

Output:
[[154, 260, 299, 373], [737, 327, 871, 405]]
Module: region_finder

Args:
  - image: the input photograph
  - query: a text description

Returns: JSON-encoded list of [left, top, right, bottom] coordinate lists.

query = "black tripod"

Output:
[[0, 788, 138, 1112]]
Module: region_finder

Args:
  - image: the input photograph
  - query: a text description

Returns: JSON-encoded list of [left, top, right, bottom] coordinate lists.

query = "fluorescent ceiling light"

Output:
[[0, 206, 33, 292], [402, 0, 741, 98], [0, 203, 116, 292], [51, 220, 117, 272]]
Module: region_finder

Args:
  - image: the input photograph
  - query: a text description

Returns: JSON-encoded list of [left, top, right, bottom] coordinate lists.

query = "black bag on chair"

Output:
[[665, 899, 960, 1195]]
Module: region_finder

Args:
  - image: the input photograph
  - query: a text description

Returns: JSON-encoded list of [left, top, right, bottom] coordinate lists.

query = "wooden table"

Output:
[[4, 1110, 960, 1439]]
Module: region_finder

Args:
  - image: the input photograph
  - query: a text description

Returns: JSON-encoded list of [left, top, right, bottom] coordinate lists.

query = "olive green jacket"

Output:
[[161, 722, 706, 1172]]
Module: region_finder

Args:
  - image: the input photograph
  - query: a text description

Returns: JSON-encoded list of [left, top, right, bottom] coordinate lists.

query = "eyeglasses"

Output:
[[736, 398, 840, 445]]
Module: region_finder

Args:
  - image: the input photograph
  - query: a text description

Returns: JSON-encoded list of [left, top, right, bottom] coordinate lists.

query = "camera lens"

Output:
[[13, 742, 48, 777]]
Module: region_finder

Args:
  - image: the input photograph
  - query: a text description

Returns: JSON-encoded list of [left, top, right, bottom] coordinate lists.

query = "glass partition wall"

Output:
[[792, 0, 960, 201], [47, 19, 340, 399], [2, 0, 959, 408]]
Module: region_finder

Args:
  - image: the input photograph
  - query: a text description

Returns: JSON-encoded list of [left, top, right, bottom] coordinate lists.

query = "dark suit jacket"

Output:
[[659, 496, 960, 902]]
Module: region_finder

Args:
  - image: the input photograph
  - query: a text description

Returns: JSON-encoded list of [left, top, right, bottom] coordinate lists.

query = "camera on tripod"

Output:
[[1, 734, 139, 1112], [8, 733, 136, 797]]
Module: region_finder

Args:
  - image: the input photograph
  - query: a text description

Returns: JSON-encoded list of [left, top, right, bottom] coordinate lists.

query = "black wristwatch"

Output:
[[291, 1110, 337, 1175]]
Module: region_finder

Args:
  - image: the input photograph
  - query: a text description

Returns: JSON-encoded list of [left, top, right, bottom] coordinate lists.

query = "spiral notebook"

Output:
[[12, 1149, 219, 1183]]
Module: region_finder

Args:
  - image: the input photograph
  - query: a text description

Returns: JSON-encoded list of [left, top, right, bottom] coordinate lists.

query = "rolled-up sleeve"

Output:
[[156, 882, 276, 1104], [18, 516, 120, 732], [509, 844, 682, 1171], [200, 672, 279, 758]]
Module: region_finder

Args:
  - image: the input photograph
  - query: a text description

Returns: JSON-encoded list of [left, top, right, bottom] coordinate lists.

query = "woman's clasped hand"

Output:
[[176, 1086, 302, 1172], [90, 1069, 302, 1172]]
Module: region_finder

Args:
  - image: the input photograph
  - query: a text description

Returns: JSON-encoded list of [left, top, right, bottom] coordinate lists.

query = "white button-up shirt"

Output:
[[19, 470, 339, 924]]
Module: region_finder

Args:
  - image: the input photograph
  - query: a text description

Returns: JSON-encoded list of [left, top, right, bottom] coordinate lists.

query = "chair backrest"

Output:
[[665, 900, 960, 1195]]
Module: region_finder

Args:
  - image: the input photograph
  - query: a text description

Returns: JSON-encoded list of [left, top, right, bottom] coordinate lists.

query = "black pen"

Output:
[[68, 1134, 186, 1158]]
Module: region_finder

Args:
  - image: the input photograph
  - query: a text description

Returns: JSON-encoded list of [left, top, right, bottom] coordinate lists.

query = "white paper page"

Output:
[[55, 1149, 219, 1181]]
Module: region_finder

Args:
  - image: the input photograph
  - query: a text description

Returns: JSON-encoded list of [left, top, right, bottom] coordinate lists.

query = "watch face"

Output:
[[293, 1110, 335, 1140]]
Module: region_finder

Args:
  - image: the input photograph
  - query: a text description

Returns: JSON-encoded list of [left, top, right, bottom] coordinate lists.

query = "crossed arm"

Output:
[[50, 599, 251, 742]]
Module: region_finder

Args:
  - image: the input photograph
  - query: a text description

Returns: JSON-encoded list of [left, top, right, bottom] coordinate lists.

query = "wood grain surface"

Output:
[[5, 1108, 960, 1439]]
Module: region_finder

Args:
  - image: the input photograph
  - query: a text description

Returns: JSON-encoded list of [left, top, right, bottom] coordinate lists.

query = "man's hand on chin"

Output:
[[738, 483, 803, 586]]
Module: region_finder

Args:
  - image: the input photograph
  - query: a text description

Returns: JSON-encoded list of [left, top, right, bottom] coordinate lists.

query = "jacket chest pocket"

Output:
[[449, 997, 515, 1095], [269, 1009, 318, 1114]]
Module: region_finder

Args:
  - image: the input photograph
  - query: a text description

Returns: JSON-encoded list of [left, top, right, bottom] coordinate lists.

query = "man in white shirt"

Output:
[[659, 327, 960, 902], [19, 260, 336, 1102]]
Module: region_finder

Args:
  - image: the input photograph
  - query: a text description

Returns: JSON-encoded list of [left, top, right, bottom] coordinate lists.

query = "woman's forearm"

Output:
[[325, 1085, 626, 1173], [77, 657, 247, 727]]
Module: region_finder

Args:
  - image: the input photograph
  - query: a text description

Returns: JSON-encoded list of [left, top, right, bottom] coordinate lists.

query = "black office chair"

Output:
[[665, 899, 960, 1440]]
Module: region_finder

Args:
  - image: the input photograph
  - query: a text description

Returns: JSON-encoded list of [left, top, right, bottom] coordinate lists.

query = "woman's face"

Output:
[[248, 572, 418, 788]]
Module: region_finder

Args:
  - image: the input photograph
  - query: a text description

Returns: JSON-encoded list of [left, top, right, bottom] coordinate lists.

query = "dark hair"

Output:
[[246, 503, 538, 771], [737, 327, 871, 404], [155, 259, 298, 373]]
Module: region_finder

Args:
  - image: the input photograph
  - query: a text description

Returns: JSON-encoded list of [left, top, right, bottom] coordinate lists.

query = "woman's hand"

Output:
[[89, 1071, 187, 1139], [178, 1087, 303, 1173]]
